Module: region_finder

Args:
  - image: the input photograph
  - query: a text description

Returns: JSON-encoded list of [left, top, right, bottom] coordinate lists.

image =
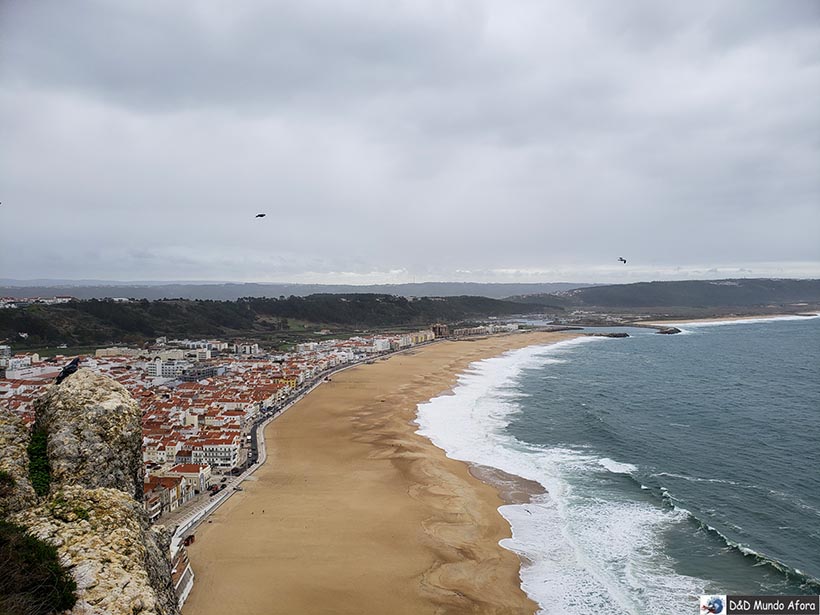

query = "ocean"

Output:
[[415, 315, 820, 614]]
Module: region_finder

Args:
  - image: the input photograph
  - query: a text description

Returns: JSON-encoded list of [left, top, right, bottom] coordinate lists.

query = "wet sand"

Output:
[[183, 331, 578, 615]]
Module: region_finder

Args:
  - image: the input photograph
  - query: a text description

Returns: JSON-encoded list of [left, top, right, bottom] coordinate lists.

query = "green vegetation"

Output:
[[0, 470, 14, 490], [0, 520, 78, 615], [3, 281, 817, 349], [507, 279, 820, 309], [50, 495, 90, 523], [0, 470, 15, 508], [27, 427, 50, 498], [244, 294, 534, 326], [0, 294, 541, 349]]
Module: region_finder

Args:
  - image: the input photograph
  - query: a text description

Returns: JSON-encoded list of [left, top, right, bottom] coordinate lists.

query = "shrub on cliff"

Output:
[[0, 520, 77, 615], [0, 470, 14, 498], [26, 426, 50, 498]]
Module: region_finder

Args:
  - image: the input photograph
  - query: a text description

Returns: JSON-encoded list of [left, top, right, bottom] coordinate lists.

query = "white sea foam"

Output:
[[599, 458, 638, 474], [653, 472, 743, 486], [415, 339, 707, 614]]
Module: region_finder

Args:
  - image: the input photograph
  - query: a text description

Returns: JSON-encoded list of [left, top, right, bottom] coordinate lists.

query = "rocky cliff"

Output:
[[0, 409, 37, 517], [0, 369, 179, 615]]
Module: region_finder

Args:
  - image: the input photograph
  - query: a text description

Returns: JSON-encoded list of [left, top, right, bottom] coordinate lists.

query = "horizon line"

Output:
[[1, 276, 819, 288]]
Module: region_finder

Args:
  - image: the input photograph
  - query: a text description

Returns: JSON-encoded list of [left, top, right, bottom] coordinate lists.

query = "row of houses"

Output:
[[143, 464, 213, 522], [452, 323, 520, 337]]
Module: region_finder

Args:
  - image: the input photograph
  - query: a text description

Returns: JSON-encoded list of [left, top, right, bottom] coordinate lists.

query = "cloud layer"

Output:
[[1, 0, 818, 283]]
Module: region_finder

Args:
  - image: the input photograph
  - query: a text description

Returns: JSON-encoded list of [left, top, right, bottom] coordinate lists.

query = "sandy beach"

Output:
[[182, 331, 579, 615], [640, 312, 819, 326]]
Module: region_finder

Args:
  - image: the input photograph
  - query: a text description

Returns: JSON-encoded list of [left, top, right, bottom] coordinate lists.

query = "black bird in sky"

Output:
[[55, 357, 80, 385], [255, 213, 266, 218], [618, 257, 627, 264]]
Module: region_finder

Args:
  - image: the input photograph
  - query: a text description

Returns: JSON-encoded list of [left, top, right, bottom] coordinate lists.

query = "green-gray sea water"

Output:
[[416, 315, 820, 614]]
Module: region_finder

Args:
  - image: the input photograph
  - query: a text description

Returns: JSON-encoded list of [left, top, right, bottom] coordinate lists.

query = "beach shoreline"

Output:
[[638, 312, 819, 326], [182, 331, 579, 614]]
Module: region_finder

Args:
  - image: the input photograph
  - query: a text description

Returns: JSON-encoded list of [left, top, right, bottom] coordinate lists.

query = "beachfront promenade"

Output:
[[166, 358, 366, 608], [168, 344, 434, 553], [167, 330, 544, 551], [169, 370, 332, 550], [167, 327, 560, 557]]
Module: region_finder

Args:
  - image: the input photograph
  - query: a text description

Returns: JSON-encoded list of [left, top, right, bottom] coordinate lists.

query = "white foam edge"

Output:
[[413, 336, 708, 613], [599, 457, 638, 474]]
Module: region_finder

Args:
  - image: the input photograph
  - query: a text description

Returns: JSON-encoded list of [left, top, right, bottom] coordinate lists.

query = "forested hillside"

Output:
[[508, 279, 820, 308], [0, 294, 543, 348]]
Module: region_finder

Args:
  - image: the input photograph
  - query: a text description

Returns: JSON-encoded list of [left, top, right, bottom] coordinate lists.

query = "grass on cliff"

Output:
[[27, 427, 51, 498], [0, 520, 77, 615], [0, 471, 15, 515]]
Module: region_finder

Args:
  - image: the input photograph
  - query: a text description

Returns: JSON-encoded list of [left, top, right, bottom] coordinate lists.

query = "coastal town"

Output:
[[0, 319, 520, 523], [0, 317, 520, 607]]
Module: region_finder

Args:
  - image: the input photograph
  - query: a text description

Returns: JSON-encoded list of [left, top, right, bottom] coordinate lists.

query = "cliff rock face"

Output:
[[0, 408, 37, 515], [35, 370, 144, 499], [0, 369, 179, 615]]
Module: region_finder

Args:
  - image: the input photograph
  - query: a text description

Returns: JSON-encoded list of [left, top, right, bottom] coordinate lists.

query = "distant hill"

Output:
[[507, 279, 820, 308], [0, 281, 593, 301], [0, 294, 548, 348]]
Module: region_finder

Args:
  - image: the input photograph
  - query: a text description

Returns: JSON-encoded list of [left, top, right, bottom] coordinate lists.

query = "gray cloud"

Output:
[[1, 0, 818, 284]]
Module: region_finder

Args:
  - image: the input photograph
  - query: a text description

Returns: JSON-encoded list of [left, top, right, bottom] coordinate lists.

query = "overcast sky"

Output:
[[1, 0, 818, 285]]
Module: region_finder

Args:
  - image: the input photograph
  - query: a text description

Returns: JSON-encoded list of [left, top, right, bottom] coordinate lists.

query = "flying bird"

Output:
[[618, 257, 627, 264], [55, 357, 80, 385], [255, 213, 266, 218]]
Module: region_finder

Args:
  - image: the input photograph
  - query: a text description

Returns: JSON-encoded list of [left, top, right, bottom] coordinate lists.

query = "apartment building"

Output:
[[190, 436, 240, 469], [147, 358, 193, 378]]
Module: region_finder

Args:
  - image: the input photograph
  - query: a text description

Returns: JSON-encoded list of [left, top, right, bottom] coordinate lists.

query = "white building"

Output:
[[143, 439, 184, 465], [236, 343, 260, 355], [164, 463, 212, 494], [191, 436, 240, 469], [96, 347, 143, 358], [296, 342, 319, 353], [6, 356, 31, 370], [146, 358, 193, 378], [3, 365, 61, 380], [195, 348, 211, 361]]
